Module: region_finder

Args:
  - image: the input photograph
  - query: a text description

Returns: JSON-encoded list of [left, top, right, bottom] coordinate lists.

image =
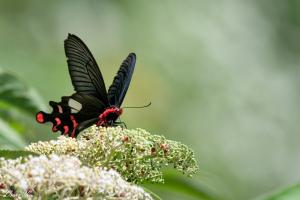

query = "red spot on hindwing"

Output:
[[36, 112, 44, 123], [55, 117, 61, 126], [52, 117, 61, 132], [70, 115, 78, 138], [63, 126, 69, 135]]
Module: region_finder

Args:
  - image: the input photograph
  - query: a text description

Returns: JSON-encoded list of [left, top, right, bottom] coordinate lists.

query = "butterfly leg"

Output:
[[113, 121, 127, 129]]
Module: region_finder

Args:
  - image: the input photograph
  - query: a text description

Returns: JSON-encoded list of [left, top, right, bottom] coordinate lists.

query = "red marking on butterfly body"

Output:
[[97, 107, 123, 126]]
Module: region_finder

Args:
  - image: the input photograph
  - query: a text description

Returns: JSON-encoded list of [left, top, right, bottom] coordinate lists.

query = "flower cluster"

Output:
[[0, 154, 152, 200], [26, 126, 199, 183]]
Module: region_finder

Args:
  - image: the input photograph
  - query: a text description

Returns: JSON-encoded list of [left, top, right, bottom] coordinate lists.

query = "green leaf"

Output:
[[0, 70, 46, 116], [0, 149, 38, 159], [0, 118, 26, 149], [0, 70, 47, 148], [255, 183, 300, 200], [143, 187, 162, 200], [143, 171, 218, 200], [0, 196, 14, 200]]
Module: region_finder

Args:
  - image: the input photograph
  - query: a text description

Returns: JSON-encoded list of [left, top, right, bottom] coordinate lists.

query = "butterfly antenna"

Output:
[[123, 102, 151, 109]]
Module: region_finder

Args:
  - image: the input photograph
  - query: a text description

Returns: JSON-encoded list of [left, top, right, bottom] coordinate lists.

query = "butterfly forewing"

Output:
[[108, 53, 136, 107], [64, 34, 109, 106]]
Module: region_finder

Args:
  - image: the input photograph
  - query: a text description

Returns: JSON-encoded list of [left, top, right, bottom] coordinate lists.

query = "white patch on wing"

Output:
[[68, 99, 82, 113], [71, 108, 78, 113], [57, 105, 63, 113]]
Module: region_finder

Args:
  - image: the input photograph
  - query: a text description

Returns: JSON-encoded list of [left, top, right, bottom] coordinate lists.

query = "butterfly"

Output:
[[36, 34, 136, 138]]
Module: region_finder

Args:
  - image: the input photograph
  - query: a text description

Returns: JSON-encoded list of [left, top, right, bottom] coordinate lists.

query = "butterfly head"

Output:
[[97, 106, 123, 126]]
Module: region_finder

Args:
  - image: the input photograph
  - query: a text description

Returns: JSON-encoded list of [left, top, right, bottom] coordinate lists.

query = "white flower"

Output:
[[0, 154, 152, 200], [19, 180, 27, 190], [78, 172, 85, 179]]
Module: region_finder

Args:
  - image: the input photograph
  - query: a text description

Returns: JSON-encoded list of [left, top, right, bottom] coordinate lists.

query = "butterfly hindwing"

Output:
[[64, 34, 109, 106], [108, 53, 136, 107], [36, 93, 105, 137]]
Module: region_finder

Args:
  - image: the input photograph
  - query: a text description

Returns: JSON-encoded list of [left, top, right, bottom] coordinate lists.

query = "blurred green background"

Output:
[[0, 0, 300, 199]]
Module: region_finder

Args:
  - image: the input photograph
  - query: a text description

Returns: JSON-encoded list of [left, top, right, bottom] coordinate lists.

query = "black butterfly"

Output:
[[36, 34, 136, 138]]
